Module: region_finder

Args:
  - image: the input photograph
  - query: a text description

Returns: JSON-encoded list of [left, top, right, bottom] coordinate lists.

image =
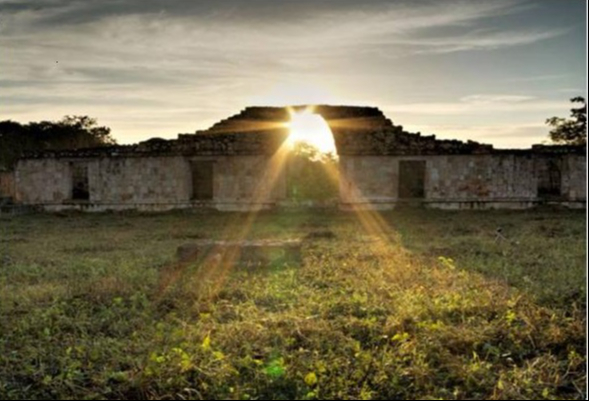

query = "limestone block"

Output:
[[177, 240, 302, 268]]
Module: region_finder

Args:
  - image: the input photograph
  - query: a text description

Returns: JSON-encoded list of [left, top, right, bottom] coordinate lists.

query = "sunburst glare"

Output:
[[286, 108, 337, 155]]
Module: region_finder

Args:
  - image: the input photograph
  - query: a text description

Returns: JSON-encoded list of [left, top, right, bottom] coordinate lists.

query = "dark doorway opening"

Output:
[[399, 160, 426, 199], [191, 161, 214, 200], [71, 163, 89, 200], [537, 158, 562, 198]]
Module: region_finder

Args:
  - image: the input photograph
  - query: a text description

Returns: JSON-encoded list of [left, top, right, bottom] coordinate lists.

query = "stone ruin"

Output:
[[5, 105, 586, 212]]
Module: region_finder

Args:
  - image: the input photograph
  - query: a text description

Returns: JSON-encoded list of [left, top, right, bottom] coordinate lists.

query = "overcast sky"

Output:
[[1, 0, 586, 148]]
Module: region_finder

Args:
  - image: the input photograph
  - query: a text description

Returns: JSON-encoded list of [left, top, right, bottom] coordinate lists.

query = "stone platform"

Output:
[[177, 239, 302, 267]]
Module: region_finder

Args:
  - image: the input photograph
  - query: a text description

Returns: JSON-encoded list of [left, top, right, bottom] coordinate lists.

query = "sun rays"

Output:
[[156, 105, 399, 301], [156, 139, 293, 299], [286, 106, 337, 156]]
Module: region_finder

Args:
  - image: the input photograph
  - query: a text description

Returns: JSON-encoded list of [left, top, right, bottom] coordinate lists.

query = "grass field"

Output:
[[0, 208, 586, 399]]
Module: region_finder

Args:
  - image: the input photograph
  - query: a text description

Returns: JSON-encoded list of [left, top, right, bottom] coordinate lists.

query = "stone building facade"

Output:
[[10, 106, 587, 211]]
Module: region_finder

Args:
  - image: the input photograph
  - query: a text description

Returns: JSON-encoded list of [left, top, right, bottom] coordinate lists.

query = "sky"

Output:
[[1, 0, 586, 148]]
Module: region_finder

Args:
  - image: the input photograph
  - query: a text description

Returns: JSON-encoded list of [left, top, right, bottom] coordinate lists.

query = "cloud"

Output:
[[384, 96, 571, 115], [402, 29, 567, 54], [0, 0, 582, 146], [0, 1, 537, 90], [460, 94, 536, 104], [0, 0, 526, 28], [402, 122, 550, 148], [504, 74, 568, 83], [0, 0, 551, 86], [0, 0, 533, 48], [558, 88, 587, 94], [0, 0, 553, 73]]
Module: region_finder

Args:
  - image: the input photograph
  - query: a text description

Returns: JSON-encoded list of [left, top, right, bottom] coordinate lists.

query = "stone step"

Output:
[[177, 239, 302, 268]]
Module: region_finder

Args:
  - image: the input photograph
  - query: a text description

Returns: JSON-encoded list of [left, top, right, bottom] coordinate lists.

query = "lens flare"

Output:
[[287, 108, 337, 155]]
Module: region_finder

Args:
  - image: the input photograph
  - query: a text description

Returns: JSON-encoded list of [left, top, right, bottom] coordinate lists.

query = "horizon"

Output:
[[4, 101, 586, 151], [1, 0, 586, 148]]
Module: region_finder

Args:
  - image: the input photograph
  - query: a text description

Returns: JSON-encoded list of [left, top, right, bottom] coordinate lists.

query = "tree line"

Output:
[[0, 115, 116, 170]]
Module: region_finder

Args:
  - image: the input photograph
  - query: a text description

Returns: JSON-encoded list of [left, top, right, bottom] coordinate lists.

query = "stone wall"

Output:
[[427, 155, 536, 201], [561, 155, 586, 201], [340, 153, 586, 210], [15, 159, 71, 204], [12, 105, 586, 211], [15, 155, 286, 211], [89, 156, 190, 204], [212, 155, 286, 209]]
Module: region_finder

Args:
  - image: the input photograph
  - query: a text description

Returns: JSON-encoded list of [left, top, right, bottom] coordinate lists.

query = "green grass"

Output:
[[0, 208, 586, 400]]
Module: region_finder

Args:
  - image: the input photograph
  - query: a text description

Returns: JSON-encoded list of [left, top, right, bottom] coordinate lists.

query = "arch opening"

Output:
[[286, 108, 337, 156], [284, 107, 339, 205]]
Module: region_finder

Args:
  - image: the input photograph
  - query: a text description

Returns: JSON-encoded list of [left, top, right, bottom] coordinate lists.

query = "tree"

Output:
[[546, 97, 587, 145], [286, 142, 339, 203], [0, 115, 116, 170]]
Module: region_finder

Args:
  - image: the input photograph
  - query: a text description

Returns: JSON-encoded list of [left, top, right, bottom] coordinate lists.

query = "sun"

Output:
[[286, 107, 337, 155]]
